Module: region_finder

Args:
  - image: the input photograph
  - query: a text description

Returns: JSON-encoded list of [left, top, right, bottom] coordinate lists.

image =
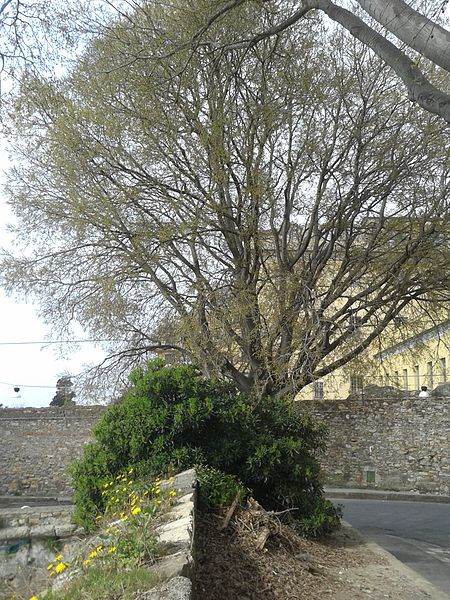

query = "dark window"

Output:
[[313, 381, 324, 400], [350, 375, 364, 394]]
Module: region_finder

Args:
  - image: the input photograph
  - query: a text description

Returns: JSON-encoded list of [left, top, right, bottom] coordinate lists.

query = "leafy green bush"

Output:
[[70, 359, 340, 535], [196, 464, 248, 509]]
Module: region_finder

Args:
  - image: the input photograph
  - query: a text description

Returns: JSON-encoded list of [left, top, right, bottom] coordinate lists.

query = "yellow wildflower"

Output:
[[108, 546, 117, 554], [121, 515, 129, 521], [47, 564, 53, 571], [54, 555, 62, 561], [169, 491, 177, 497], [96, 545, 103, 551], [55, 563, 67, 574], [29, 596, 39, 600], [83, 559, 91, 566], [131, 507, 141, 515], [89, 551, 98, 558]]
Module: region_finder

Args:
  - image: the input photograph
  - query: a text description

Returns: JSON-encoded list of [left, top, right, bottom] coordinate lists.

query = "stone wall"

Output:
[[0, 407, 106, 496], [1, 397, 449, 498], [308, 395, 450, 495]]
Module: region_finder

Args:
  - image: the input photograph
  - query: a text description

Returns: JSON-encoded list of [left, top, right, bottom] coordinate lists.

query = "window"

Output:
[[440, 358, 447, 384], [313, 381, 324, 400], [349, 313, 363, 332], [394, 371, 399, 387], [427, 362, 433, 388], [403, 368, 408, 391], [414, 365, 420, 391], [350, 375, 364, 394]]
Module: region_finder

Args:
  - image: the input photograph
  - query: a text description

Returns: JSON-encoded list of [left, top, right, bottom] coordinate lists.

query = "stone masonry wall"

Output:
[[0, 407, 106, 496], [308, 395, 450, 495], [1, 398, 449, 497]]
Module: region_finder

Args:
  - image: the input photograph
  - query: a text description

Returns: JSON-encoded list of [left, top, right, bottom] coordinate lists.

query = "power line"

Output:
[[0, 380, 55, 389], [0, 339, 116, 346]]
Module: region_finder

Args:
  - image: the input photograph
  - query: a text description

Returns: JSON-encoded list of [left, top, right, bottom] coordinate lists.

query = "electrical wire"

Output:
[[0, 380, 56, 389], [0, 339, 116, 346]]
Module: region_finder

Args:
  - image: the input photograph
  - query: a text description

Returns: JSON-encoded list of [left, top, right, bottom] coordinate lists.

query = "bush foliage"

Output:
[[70, 360, 340, 535]]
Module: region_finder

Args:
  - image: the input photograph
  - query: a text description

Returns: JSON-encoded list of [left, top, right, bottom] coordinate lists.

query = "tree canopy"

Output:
[[1, 1, 449, 122], [197, 0, 450, 123], [50, 376, 76, 406], [1, 0, 449, 398]]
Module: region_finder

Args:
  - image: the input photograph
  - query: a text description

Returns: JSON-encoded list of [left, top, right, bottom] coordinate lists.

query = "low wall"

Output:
[[0, 407, 106, 496], [309, 395, 450, 495]]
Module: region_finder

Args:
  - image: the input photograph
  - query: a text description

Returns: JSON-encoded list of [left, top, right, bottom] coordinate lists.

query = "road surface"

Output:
[[332, 498, 450, 596]]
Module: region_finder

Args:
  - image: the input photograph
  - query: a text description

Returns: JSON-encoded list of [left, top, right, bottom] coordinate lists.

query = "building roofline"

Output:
[[374, 319, 450, 360]]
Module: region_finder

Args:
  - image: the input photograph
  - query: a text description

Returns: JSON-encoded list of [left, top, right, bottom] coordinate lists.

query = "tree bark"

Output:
[[357, 0, 450, 72], [311, 0, 450, 123]]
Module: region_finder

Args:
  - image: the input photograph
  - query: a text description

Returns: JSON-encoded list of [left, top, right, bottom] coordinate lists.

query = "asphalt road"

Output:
[[332, 498, 450, 597]]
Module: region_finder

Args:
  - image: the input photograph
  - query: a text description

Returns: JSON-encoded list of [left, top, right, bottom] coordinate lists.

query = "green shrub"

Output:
[[196, 464, 248, 509], [69, 359, 340, 535]]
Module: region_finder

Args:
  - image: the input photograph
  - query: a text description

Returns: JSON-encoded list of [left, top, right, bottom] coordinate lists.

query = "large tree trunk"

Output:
[[311, 0, 450, 122], [357, 0, 450, 72]]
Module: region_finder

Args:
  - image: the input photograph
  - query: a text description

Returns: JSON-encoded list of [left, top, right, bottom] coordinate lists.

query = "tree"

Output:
[[0, 0, 74, 80], [1, 1, 449, 399], [198, 0, 450, 123], [50, 376, 76, 406], [0, 1, 449, 124]]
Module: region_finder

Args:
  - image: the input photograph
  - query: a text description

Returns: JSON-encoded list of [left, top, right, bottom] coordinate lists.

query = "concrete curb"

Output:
[[342, 521, 450, 600], [325, 487, 450, 504]]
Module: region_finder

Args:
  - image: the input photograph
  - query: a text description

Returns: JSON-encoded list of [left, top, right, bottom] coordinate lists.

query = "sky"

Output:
[[0, 143, 106, 408]]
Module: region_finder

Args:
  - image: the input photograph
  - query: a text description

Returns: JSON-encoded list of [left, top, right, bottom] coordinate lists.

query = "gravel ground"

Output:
[[193, 505, 449, 600]]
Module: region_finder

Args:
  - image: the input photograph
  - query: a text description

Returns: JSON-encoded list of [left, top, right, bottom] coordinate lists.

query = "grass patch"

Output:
[[41, 565, 160, 600]]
